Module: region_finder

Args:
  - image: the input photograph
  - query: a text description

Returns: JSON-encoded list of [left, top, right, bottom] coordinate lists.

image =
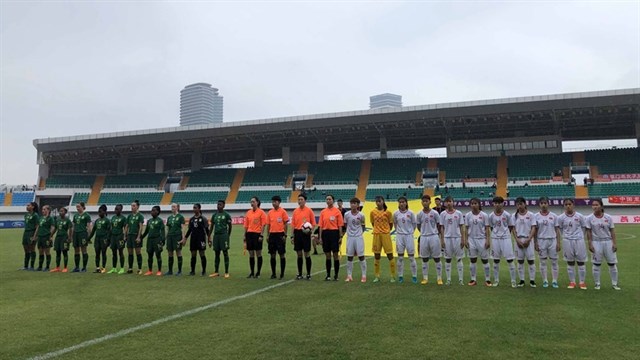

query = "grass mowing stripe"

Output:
[[26, 263, 349, 360]]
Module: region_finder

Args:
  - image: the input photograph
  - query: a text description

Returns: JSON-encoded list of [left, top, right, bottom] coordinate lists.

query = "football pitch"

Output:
[[1, 225, 638, 360]]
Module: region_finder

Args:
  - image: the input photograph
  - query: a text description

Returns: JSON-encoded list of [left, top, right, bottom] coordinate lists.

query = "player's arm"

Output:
[[160, 220, 166, 244], [416, 214, 422, 233], [135, 218, 143, 242], [204, 217, 211, 238], [140, 221, 150, 240], [528, 224, 537, 247], [86, 215, 93, 238], [388, 212, 394, 232], [459, 223, 465, 249], [227, 215, 232, 237], [554, 226, 562, 252], [338, 213, 344, 239], [50, 220, 58, 240], [66, 223, 73, 243], [208, 217, 215, 241], [610, 227, 617, 252], [361, 214, 366, 233], [585, 225, 594, 253], [185, 218, 193, 240], [88, 220, 97, 241], [484, 225, 491, 249]]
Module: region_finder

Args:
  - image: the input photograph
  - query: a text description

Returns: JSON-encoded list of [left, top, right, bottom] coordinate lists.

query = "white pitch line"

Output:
[[26, 265, 348, 360]]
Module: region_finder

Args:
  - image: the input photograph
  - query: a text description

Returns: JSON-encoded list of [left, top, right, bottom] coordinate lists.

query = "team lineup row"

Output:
[[18, 194, 621, 290]]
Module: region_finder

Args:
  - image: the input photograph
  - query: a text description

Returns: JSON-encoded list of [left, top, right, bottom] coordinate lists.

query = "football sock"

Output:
[[62, 251, 68, 267], [347, 260, 353, 277], [168, 256, 174, 272], [256, 256, 262, 275], [223, 251, 229, 273], [456, 258, 463, 282], [528, 263, 536, 281], [517, 263, 525, 281], [297, 257, 303, 275], [422, 261, 429, 279], [128, 254, 134, 269], [280, 258, 286, 277], [156, 253, 162, 271], [540, 258, 548, 282], [214, 250, 221, 273], [177, 256, 183, 272], [45, 255, 51, 268], [374, 258, 380, 277], [567, 265, 576, 283], [270, 257, 276, 275], [470, 262, 477, 281], [592, 264, 601, 284], [445, 262, 452, 281], [397, 257, 404, 277], [609, 264, 618, 284], [435, 262, 442, 279], [409, 257, 417, 278], [200, 255, 207, 274], [136, 254, 142, 270], [551, 259, 559, 281], [508, 262, 516, 282], [305, 256, 312, 275], [191, 256, 197, 273], [82, 253, 88, 269], [38, 254, 44, 268], [249, 257, 255, 275], [359, 259, 367, 277], [74, 254, 80, 268], [389, 258, 396, 277], [325, 259, 331, 277], [493, 263, 500, 283], [333, 259, 339, 278], [578, 264, 586, 283], [483, 263, 491, 281]]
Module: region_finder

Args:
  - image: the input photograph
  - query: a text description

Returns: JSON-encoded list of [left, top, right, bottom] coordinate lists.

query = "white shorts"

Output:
[[468, 238, 490, 260], [591, 240, 618, 264], [491, 237, 514, 261], [537, 238, 558, 260], [444, 237, 465, 259], [419, 235, 441, 259], [395, 234, 415, 255], [346, 235, 365, 257], [514, 237, 535, 261], [562, 239, 587, 262]]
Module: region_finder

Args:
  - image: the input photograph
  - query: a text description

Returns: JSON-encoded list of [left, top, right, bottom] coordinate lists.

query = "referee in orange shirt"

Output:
[[244, 197, 267, 278], [266, 196, 289, 279], [319, 194, 344, 281]]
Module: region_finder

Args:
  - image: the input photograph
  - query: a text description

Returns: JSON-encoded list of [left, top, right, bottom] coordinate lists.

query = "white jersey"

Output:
[[439, 210, 463, 238], [535, 211, 558, 239], [556, 212, 586, 241], [489, 211, 514, 239], [393, 209, 416, 235], [464, 211, 489, 240], [585, 213, 614, 241], [417, 209, 440, 236], [343, 211, 365, 238], [513, 210, 536, 238]]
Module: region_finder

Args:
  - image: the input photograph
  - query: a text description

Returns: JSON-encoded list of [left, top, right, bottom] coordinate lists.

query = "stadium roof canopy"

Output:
[[34, 88, 639, 168]]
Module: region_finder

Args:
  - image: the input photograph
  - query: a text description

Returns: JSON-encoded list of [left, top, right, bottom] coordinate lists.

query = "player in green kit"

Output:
[[124, 200, 145, 274], [71, 202, 92, 272], [108, 204, 127, 274], [208, 200, 232, 278], [88, 205, 111, 273], [165, 203, 185, 276], [50, 207, 72, 272], [21, 202, 39, 270], [141, 205, 165, 276], [35, 205, 55, 271]]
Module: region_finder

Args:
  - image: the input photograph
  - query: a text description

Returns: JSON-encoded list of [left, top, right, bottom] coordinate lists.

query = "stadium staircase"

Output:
[[178, 175, 189, 190], [289, 162, 308, 202], [38, 177, 46, 190], [575, 185, 589, 199], [161, 192, 173, 205], [158, 176, 168, 191], [496, 156, 508, 198], [226, 169, 245, 204], [590, 166, 599, 178], [355, 159, 371, 200], [87, 176, 105, 206], [572, 151, 585, 164], [423, 187, 434, 197], [4, 193, 12, 206]]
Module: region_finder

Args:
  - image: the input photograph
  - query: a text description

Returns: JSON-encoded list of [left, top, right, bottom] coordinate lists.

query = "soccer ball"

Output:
[[302, 222, 313, 234]]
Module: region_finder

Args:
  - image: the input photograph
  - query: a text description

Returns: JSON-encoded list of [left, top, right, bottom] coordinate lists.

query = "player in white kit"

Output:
[[488, 196, 517, 288], [344, 197, 367, 283], [393, 197, 418, 284], [464, 198, 491, 286], [417, 194, 443, 285], [439, 196, 465, 286], [535, 197, 561, 288], [556, 198, 588, 290], [585, 198, 620, 290], [513, 197, 538, 288]]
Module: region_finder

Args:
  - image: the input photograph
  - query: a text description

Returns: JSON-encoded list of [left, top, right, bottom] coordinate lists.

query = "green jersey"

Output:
[[37, 216, 54, 237], [54, 217, 72, 238], [73, 212, 91, 233], [127, 213, 144, 235], [142, 217, 165, 239], [24, 212, 39, 232], [211, 211, 232, 235], [166, 213, 185, 236], [90, 217, 111, 239], [110, 214, 126, 235]]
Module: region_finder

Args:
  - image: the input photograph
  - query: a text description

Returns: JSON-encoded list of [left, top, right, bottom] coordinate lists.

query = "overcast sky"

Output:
[[1, 1, 639, 184]]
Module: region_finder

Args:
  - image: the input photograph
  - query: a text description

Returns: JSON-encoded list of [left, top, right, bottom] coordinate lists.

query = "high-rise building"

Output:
[[180, 83, 223, 126], [369, 93, 402, 109]]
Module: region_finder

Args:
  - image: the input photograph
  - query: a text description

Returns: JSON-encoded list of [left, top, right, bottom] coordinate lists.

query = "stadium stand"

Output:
[[585, 148, 640, 174], [235, 189, 292, 203], [11, 191, 35, 206], [368, 158, 426, 184], [366, 187, 424, 201], [507, 153, 572, 178], [71, 192, 90, 205], [242, 163, 299, 186], [45, 175, 96, 188], [0, 193, 5, 205], [97, 192, 164, 205], [589, 182, 640, 197], [187, 169, 238, 187], [172, 191, 230, 204], [507, 184, 576, 199], [308, 160, 361, 184], [102, 174, 164, 188], [434, 186, 495, 200], [437, 157, 496, 180], [306, 188, 356, 202]]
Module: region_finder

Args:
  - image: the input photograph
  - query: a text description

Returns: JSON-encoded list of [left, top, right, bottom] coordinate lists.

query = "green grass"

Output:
[[1, 225, 639, 359]]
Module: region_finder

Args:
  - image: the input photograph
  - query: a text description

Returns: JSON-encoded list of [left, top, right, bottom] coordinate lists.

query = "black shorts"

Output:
[[245, 232, 263, 251], [190, 237, 207, 251], [321, 230, 340, 254], [267, 232, 286, 255], [293, 229, 311, 252]]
